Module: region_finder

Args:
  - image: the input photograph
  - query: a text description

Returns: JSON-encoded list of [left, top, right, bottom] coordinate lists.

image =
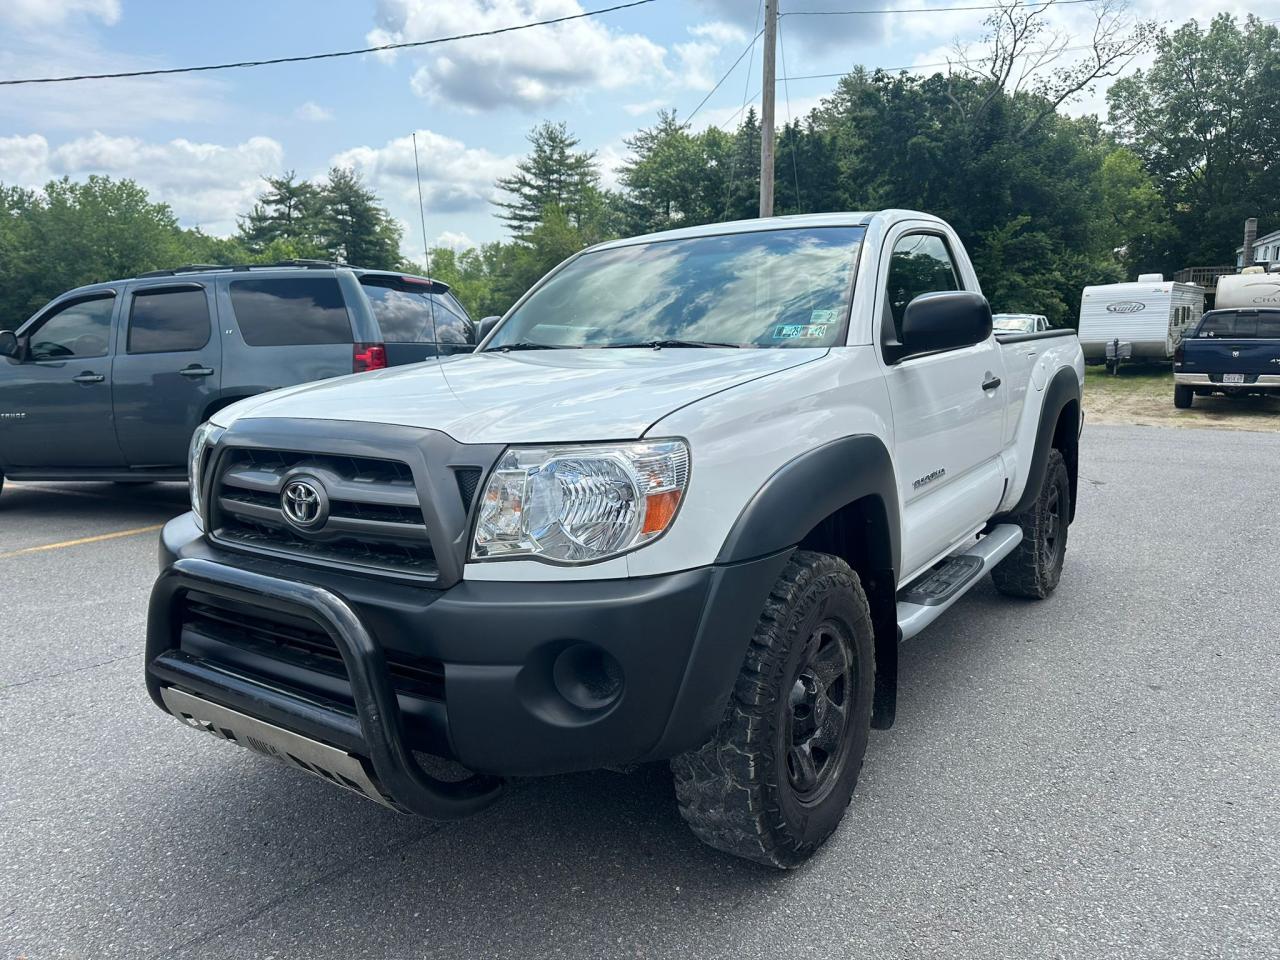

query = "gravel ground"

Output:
[[1, 425, 1277, 959]]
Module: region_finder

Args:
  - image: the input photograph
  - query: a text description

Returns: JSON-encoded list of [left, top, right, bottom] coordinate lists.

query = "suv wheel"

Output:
[[1173, 384, 1193, 409], [671, 551, 875, 868], [992, 449, 1070, 599]]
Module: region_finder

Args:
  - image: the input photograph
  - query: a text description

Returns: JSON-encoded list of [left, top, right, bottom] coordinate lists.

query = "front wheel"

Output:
[[671, 551, 875, 868], [992, 449, 1070, 599], [1173, 385, 1193, 409]]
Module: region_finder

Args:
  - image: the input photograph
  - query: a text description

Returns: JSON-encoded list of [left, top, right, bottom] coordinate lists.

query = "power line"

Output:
[[0, 0, 658, 87], [684, 27, 765, 127], [782, 0, 1104, 15]]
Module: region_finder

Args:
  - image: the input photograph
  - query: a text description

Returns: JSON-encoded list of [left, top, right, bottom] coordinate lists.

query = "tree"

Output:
[[237, 171, 322, 253], [494, 121, 602, 235], [318, 166, 404, 268], [1108, 14, 1280, 268]]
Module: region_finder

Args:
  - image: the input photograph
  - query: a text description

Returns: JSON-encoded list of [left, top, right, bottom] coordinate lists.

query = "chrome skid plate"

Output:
[[160, 686, 395, 810]]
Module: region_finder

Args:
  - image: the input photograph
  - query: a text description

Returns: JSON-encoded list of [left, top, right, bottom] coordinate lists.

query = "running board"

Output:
[[896, 523, 1023, 641]]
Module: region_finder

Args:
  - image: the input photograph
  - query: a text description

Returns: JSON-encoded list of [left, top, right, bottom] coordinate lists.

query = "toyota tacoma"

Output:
[[145, 211, 1084, 867]]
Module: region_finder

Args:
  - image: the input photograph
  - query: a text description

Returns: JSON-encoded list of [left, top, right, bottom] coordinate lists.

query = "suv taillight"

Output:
[[1173, 341, 1185, 366], [354, 342, 387, 372]]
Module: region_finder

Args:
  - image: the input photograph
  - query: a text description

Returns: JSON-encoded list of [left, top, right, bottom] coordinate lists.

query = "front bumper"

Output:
[[148, 513, 790, 814]]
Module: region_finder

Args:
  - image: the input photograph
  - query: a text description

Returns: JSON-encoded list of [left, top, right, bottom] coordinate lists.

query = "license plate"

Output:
[[1223, 373, 1245, 384]]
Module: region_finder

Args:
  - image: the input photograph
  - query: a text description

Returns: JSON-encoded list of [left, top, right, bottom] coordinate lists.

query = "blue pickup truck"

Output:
[[1173, 307, 1280, 408]]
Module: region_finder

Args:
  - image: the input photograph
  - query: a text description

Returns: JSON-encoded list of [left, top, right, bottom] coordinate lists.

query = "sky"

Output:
[[0, 0, 1259, 262]]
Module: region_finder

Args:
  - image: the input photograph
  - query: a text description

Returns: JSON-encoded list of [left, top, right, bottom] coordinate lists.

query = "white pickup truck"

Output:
[[145, 211, 1084, 867]]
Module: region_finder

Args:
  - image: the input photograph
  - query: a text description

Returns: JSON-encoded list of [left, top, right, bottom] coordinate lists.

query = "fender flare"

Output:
[[715, 433, 902, 727], [999, 366, 1081, 520], [715, 433, 901, 574]]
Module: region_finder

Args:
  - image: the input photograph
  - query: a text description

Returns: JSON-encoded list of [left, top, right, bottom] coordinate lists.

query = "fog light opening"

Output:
[[552, 644, 623, 712]]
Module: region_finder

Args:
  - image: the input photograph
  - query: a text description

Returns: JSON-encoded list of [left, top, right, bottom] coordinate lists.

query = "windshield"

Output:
[[993, 315, 1034, 332], [1195, 310, 1280, 338], [485, 226, 865, 350]]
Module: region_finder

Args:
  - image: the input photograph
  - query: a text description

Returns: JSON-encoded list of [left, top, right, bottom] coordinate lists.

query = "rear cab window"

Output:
[[1194, 311, 1280, 339], [228, 276, 352, 346]]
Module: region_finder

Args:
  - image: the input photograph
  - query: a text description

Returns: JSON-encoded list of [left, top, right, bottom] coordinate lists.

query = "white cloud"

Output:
[[368, 0, 669, 110], [294, 101, 333, 122], [624, 97, 668, 116], [0, 34, 229, 131], [689, 21, 748, 46], [329, 129, 518, 214], [0, 0, 119, 29], [0, 133, 284, 235], [432, 230, 475, 251]]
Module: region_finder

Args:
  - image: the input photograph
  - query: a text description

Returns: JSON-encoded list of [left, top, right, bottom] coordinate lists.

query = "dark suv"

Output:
[[0, 261, 475, 493]]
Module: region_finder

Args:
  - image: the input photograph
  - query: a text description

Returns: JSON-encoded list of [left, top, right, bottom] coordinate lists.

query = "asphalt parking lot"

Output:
[[2, 423, 1278, 960]]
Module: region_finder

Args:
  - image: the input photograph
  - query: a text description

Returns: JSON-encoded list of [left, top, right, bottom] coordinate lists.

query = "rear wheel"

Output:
[[671, 551, 875, 868], [992, 449, 1070, 599], [1173, 385, 1193, 409]]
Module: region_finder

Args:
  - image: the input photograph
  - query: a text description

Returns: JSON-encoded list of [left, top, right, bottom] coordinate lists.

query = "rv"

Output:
[[1077, 275, 1204, 368], [1215, 268, 1280, 310]]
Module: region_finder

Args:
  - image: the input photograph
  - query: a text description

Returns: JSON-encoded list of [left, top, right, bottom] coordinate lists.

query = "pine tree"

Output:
[[237, 171, 320, 253], [494, 121, 601, 236], [317, 167, 404, 269]]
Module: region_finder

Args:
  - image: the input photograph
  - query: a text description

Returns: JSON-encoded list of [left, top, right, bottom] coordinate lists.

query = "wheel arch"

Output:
[[716, 434, 902, 728], [999, 366, 1081, 523]]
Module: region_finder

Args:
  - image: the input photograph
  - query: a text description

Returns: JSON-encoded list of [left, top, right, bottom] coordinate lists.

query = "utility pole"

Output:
[[759, 0, 778, 218]]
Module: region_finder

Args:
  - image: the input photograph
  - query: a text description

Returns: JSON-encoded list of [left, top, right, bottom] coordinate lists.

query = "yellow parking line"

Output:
[[0, 524, 164, 560]]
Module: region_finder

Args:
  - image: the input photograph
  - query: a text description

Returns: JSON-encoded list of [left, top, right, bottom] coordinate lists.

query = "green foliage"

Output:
[[1108, 14, 1280, 269], [494, 121, 602, 236], [237, 167, 403, 268]]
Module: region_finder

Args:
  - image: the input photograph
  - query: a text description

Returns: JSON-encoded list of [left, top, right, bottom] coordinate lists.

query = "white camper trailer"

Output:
[[1077, 276, 1204, 368], [1215, 270, 1280, 310]]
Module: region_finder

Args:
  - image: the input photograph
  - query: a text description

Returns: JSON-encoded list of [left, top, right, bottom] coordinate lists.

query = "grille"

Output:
[[181, 591, 446, 701], [212, 448, 438, 579], [455, 467, 482, 511]]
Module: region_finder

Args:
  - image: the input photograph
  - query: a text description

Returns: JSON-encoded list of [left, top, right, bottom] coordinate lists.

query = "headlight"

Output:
[[188, 422, 225, 528], [471, 440, 690, 564]]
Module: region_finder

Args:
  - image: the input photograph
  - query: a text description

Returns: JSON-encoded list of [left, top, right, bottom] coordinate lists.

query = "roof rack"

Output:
[[137, 259, 353, 279]]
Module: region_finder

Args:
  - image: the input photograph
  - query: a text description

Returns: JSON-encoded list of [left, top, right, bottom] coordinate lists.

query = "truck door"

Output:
[[111, 282, 222, 467], [877, 229, 1006, 577], [0, 291, 124, 468]]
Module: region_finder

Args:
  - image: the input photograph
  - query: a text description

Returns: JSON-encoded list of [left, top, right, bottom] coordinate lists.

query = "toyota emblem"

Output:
[[281, 478, 326, 529]]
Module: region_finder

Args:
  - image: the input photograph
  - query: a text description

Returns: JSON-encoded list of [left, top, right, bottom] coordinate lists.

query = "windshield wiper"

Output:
[[490, 341, 566, 352], [603, 339, 743, 349]]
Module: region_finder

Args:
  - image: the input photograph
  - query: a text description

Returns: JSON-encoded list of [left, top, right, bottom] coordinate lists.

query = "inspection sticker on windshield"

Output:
[[773, 322, 830, 340]]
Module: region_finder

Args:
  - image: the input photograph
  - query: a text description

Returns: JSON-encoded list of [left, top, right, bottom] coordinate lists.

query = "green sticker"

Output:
[[810, 308, 837, 323]]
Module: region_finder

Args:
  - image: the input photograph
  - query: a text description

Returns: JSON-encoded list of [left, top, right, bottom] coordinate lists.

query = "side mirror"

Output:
[[897, 291, 992, 360], [0, 330, 18, 359], [477, 315, 501, 342]]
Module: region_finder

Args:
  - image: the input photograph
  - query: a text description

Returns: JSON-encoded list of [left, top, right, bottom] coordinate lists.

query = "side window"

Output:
[[228, 276, 351, 346], [27, 295, 115, 361], [127, 286, 211, 354], [361, 282, 435, 343], [885, 233, 960, 337], [431, 293, 475, 345]]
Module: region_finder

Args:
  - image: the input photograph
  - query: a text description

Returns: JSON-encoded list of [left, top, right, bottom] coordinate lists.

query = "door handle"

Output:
[[72, 372, 105, 384], [180, 365, 215, 378], [982, 375, 1002, 391]]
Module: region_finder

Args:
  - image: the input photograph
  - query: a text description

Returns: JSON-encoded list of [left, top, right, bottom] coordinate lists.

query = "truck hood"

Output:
[[215, 348, 827, 444]]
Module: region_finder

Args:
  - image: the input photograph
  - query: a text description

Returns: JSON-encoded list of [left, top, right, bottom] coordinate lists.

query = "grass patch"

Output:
[[1082, 362, 1280, 431]]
